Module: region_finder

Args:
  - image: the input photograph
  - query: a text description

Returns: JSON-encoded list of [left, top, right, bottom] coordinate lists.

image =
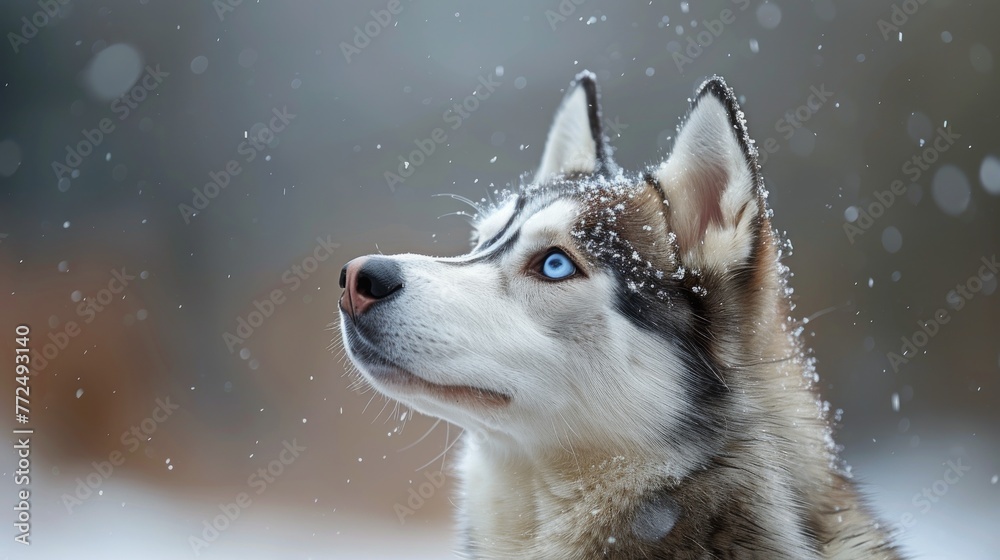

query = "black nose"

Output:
[[358, 258, 405, 298], [340, 256, 404, 317]]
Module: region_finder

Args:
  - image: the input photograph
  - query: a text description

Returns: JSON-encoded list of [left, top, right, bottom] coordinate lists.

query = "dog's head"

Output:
[[339, 73, 781, 459]]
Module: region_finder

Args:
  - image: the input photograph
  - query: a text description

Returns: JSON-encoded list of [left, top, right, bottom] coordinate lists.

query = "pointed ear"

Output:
[[534, 71, 615, 184], [653, 77, 766, 271]]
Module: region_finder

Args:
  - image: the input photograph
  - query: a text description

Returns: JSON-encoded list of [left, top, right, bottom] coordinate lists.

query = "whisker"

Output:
[[416, 424, 463, 472], [437, 211, 475, 224], [398, 417, 443, 452], [433, 192, 483, 213], [440, 422, 451, 472], [802, 302, 849, 325], [373, 397, 393, 424], [361, 392, 379, 414]]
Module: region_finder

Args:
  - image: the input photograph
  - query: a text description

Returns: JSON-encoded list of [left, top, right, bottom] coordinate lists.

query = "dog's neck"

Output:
[[457, 442, 682, 559], [456, 431, 832, 559]]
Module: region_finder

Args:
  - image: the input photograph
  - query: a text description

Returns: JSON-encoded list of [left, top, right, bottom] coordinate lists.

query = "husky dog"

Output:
[[339, 72, 903, 559]]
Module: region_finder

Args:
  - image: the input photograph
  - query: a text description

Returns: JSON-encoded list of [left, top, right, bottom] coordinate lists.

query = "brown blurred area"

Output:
[[0, 225, 463, 493], [1, 226, 458, 557]]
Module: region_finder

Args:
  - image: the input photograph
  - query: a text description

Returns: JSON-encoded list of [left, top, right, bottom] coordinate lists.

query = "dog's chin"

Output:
[[358, 361, 511, 409], [341, 318, 511, 409]]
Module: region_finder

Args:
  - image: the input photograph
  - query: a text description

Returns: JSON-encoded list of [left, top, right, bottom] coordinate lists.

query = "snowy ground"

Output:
[[4, 439, 997, 560], [3, 477, 454, 559]]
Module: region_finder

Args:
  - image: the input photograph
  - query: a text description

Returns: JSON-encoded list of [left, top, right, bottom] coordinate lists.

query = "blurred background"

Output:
[[0, 0, 997, 558]]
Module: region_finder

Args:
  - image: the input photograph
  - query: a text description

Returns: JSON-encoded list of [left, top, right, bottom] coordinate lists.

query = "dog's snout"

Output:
[[340, 256, 404, 318]]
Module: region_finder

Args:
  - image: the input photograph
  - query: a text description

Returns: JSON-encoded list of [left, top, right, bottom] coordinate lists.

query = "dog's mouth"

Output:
[[341, 317, 511, 408]]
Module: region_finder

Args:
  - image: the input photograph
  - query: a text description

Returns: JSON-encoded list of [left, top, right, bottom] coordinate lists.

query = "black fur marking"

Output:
[[457, 184, 586, 266], [693, 76, 764, 196], [450, 230, 521, 265], [642, 172, 666, 202], [610, 271, 730, 453], [675, 287, 731, 406], [574, 72, 610, 177], [474, 194, 527, 255]]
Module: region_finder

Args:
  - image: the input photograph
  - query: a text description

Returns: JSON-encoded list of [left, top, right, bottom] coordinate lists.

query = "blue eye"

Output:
[[541, 251, 576, 279]]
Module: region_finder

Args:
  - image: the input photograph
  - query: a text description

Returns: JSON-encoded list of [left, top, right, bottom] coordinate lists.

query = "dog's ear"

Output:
[[653, 77, 767, 272], [534, 71, 614, 184]]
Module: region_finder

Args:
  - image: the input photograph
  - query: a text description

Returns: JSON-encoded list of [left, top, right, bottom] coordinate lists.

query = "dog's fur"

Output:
[[339, 72, 903, 559]]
